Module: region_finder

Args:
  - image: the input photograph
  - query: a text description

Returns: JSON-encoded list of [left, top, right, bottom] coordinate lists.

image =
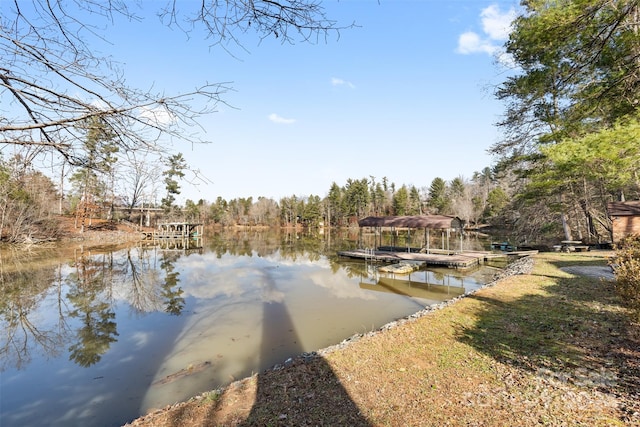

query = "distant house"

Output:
[[608, 201, 640, 243]]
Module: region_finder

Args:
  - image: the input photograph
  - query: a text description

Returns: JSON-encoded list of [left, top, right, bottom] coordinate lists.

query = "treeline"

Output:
[[185, 172, 510, 228], [0, 150, 513, 242]]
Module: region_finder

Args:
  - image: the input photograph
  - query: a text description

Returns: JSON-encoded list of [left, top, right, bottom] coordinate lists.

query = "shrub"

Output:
[[612, 234, 640, 316]]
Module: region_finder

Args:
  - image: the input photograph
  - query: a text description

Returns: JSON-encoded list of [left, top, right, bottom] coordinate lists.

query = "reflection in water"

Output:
[[0, 244, 187, 427], [358, 266, 488, 302], [361, 277, 466, 301], [148, 236, 204, 252], [66, 252, 119, 367], [66, 294, 118, 367], [159, 252, 185, 316], [0, 229, 496, 426], [0, 250, 65, 371]]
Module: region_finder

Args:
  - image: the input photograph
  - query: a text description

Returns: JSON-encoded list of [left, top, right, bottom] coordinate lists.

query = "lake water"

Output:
[[0, 229, 499, 426]]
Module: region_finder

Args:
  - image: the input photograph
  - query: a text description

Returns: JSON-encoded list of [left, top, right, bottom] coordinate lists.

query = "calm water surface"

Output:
[[0, 229, 498, 426]]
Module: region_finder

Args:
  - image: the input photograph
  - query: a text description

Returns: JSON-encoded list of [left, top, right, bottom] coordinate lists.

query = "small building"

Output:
[[608, 201, 640, 243]]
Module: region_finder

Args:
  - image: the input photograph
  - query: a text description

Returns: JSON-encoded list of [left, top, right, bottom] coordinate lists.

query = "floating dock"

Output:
[[337, 248, 536, 269]]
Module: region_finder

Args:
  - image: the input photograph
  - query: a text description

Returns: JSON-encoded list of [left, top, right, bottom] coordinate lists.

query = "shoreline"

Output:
[[125, 256, 537, 426], [316, 256, 535, 357], [125, 250, 639, 426]]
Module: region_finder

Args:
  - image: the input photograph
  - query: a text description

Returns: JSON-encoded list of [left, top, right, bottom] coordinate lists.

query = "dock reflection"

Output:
[[359, 267, 468, 301], [139, 237, 204, 253]]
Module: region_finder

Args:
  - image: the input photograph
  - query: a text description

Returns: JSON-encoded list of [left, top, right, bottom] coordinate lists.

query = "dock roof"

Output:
[[358, 215, 463, 229], [608, 201, 640, 216]]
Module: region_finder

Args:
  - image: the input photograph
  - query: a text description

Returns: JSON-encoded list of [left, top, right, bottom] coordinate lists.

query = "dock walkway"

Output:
[[338, 249, 535, 269]]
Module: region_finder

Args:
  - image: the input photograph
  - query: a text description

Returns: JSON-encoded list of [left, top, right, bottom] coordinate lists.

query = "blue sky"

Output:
[[106, 1, 520, 202]]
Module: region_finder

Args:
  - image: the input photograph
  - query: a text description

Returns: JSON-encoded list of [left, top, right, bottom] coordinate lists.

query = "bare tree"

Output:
[[250, 196, 279, 226], [0, 156, 61, 242], [119, 150, 161, 214], [1, 1, 350, 167]]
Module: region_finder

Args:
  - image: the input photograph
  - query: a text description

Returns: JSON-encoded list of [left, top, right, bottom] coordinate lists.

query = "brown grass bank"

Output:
[[126, 251, 640, 426]]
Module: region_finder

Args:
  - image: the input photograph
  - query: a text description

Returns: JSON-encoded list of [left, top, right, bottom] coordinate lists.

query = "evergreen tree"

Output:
[[70, 116, 118, 231], [302, 195, 323, 226], [326, 182, 343, 226], [343, 178, 370, 219], [392, 185, 409, 216], [427, 177, 449, 214], [408, 185, 422, 215], [161, 153, 187, 214], [494, 0, 640, 242]]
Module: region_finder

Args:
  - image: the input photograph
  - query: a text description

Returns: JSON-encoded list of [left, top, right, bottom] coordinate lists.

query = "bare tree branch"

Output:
[[1, 0, 349, 168]]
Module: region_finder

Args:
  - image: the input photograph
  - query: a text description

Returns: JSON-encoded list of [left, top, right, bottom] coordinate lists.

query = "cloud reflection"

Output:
[[177, 251, 376, 302]]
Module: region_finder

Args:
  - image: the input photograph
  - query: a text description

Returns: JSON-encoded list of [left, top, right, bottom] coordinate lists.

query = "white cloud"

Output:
[[481, 4, 516, 41], [331, 77, 355, 89], [456, 4, 517, 57], [268, 113, 296, 124], [457, 31, 497, 55], [139, 104, 175, 126]]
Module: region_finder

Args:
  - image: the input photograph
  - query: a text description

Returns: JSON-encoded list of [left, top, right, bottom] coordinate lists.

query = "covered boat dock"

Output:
[[140, 222, 204, 251], [141, 222, 203, 239], [338, 215, 524, 268], [357, 214, 466, 254]]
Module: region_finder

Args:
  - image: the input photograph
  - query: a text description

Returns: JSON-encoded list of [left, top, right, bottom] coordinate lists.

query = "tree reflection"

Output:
[[0, 243, 193, 371], [67, 298, 118, 367], [160, 252, 185, 316], [65, 251, 119, 367], [125, 246, 164, 313], [1, 228, 452, 373], [0, 254, 67, 370], [202, 228, 358, 262]]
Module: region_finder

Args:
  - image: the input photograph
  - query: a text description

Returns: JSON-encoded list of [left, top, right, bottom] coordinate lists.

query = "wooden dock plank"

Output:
[[337, 249, 496, 269]]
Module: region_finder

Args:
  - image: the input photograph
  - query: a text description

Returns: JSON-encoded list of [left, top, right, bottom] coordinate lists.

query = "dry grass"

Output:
[[54, 215, 144, 246], [126, 251, 640, 427]]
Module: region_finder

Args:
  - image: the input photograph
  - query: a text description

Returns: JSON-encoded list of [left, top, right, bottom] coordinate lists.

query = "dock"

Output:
[[141, 222, 203, 240], [337, 248, 536, 269], [140, 222, 204, 252]]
